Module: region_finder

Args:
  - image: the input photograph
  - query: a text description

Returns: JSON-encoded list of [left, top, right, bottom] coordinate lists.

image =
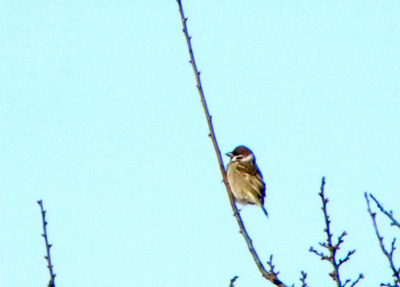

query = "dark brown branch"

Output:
[[369, 193, 400, 229], [175, 1, 288, 286], [310, 177, 363, 287], [365, 193, 400, 286], [229, 276, 239, 287], [37, 200, 56, 287]]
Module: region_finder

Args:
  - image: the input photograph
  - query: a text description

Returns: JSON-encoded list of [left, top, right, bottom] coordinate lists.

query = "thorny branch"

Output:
[[310, 177, 363, 287], [365, 193, 400, 287], [176, 1, 288, 286], [37, 200, 56, 287]]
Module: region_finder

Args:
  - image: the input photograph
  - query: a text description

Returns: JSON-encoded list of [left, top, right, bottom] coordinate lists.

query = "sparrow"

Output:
[[226, 145, 268, 218]]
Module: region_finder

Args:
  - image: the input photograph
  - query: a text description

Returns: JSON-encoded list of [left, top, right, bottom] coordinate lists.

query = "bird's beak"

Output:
[[225, 152, 233, 158]]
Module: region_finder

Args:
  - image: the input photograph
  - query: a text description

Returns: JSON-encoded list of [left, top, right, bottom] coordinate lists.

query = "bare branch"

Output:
[[310, 178, 363, 287], [350, 274, 364, 287], [365, 193, 400, 286], [369, 193, 400, 229], [338, 249, 356, 267], [300, 271, 309, 287], [229, 276, 239, 287], [265, 255, 289, 287], [175, 1, 290, 286], [37, 200, 56, 287], [309, 246, 329, 261]]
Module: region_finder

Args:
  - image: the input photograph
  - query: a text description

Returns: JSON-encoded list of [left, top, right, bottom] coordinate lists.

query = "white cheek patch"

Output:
[[242, 154, 254, 162], [231, 154, 254, 162]]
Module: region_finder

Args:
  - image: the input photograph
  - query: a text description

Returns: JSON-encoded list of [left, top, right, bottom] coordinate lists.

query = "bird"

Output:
[[225, 145, 268, 218]]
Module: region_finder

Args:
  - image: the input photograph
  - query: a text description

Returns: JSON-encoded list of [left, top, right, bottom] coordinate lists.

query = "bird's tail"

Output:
[[261, 205, 269, 219], [254, 201, 269, 219]]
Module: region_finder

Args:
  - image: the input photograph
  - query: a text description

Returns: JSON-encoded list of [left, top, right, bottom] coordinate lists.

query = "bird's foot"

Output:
[[233, 208, 242, 216]]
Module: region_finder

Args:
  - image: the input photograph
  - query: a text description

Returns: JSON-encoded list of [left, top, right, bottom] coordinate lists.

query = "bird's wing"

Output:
[[236, 161, 263, 179], [236, 161, 266, 198]]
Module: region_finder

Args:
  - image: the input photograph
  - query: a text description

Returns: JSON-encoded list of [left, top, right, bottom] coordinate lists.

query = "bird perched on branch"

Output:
[[226, 145, 268, 218]]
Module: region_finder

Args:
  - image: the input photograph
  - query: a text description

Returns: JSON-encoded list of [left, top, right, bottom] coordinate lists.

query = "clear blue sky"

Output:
[[1, 1, 399, 286]]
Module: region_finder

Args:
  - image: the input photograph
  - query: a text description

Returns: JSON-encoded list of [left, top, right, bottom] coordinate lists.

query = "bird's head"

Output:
[[226, 145, 255, 162]]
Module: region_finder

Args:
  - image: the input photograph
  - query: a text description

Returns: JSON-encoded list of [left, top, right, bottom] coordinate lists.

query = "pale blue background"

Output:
[[1, 1, 399, 286]]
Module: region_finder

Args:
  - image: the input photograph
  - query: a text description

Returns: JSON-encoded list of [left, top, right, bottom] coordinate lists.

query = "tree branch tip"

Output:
[[229, 275, 239, 287], [176, 2, 288, 285]]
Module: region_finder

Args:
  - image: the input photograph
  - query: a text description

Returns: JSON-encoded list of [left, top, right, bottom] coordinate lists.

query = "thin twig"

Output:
[[349, 274, 364, 287], [176, 1, 288, 286], [369, 193, 400, 229], [229, 276, 239, 287], [37, 200, 56, 287], [265, 255, 287, 287], [299, 271, 309, 287], [310, 178, 363, 287], [365, 193, 400, 286]]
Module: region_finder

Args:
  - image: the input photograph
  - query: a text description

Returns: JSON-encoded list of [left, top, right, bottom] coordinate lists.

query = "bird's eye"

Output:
[[235, 156, 244, 160]]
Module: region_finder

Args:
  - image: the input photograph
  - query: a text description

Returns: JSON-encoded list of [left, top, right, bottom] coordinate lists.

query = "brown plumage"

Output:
[[226, 145, 268, 218]]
